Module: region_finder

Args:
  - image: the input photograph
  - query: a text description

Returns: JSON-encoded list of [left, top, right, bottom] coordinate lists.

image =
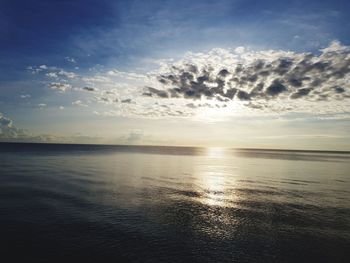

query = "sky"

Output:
[[0, 0, 350, 150]]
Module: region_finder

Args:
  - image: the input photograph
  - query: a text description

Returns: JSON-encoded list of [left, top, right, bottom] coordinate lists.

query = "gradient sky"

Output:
[[1, 0, 350, 150]]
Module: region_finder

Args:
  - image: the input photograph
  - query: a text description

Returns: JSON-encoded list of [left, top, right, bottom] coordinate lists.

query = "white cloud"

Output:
[[72, 100, 88, 107], [49, 82, 72, 92], [65, 57, 77, 63], [0, 113, 31, 140], [38, 103, 47, 108], [234, 46, 245, 54], [46, 72, 58, 78], [0, 113, 13, 127], [57, 70, 77, 79]]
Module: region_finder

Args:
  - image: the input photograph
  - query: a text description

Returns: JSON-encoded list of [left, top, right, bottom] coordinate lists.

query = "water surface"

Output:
[[1, 143, 350, 262]]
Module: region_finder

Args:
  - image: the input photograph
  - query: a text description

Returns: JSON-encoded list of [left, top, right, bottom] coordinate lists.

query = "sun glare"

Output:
[[193, 100, 246, 122], [206, 147, 226, 158]]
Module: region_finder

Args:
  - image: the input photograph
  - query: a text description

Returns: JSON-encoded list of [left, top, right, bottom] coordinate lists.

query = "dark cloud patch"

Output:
[[237, 90, 251, 100], [290, 88, 313, 99], [274, 59, 293, 75], [247, 74, 258, 82], [216, 95, 230, 102], [253, 60, 265, 71], [121, 99, 133, 104], [266, 80, 287, 97], [334, 86, 345, 93], [82, 86, 95, 92], [96, 97, 110, 103], [186, 103, 197, 108], [186, 64, 198, 74], [49, 82, 71, 92], [288, 77, 303, 87], [218, 69, 230, 77], [223, 88, 237, 99], [143, 87, 169, 98]]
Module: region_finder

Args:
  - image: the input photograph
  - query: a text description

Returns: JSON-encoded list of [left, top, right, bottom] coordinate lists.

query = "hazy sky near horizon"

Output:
[[1, 0, 350, 150]]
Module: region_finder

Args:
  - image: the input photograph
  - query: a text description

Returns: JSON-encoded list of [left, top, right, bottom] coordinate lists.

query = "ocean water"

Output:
[[1, 143, 350, 262]]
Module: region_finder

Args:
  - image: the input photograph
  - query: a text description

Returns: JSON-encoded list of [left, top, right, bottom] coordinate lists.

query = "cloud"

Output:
[[143, 87, 169, 98], [38, 103, 47, 108], [20, 94, 31, 99], [26, 41, 350, 119], [0, 112, 108, 144], [146, 41, 350, 113], [121, 98, 134, 104], [65, 57, 76, 63], [0, 113, 13, 127], [49, 82, 72, 92], [27, 64, 57, 74], [125, 130, 144, 144], [0, 113, 30, 140], [57, 70, 77, 79], [29, 65, 77, 80], [82, 86, 97, 92], [72, 100, 88, 107], [46, 72, 58, 78]]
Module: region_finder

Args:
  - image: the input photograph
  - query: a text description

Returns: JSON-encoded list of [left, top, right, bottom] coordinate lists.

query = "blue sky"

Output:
[[2, 0, 350, 72], [1, 0, 350, 149]]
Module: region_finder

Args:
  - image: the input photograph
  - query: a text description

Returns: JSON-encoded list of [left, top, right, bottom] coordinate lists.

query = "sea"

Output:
[[0, 142, 349, 262]]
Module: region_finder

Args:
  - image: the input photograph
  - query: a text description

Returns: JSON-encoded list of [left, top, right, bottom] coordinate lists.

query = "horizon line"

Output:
[[1, 141, 350, 154]]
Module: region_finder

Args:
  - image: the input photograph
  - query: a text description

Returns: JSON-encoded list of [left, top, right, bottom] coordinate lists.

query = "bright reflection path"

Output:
[[206, 147, 227, 158], [193, 148, 238, 207]]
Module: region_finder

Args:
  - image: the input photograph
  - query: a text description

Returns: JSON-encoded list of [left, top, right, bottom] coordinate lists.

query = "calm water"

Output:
[[1, 143, 350, 262]]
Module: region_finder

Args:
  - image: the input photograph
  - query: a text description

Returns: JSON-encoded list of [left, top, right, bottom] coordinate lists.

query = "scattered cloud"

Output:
[[72, 100, 88, 107], [38, 103, 47, 108], [0, 113, 13, 127], [82, 86, 97, 92], [0, 113, 30, 140], [28, 65, 77, 80], [20, 94, 31, 99], [57, 70, 77, 79], [46, 72, 58, 78], [27, 41, 350, 119], [125, 130, 144, 144], [121, 98, 133, 104], [65, 57, 77, 63], [0, 112, 101, 143], [49, 82, 72, 92]]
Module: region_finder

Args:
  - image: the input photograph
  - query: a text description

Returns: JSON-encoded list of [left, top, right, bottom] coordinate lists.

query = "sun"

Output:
[[206, 147, 226, 158], [193, 100, 244, 122]]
